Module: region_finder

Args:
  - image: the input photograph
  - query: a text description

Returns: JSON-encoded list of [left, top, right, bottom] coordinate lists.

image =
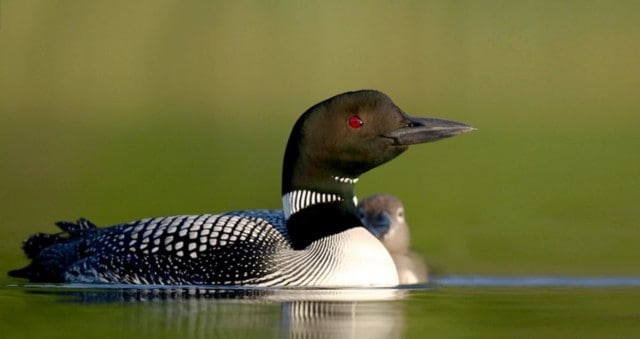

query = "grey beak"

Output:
[[383, 116, 476, 145]]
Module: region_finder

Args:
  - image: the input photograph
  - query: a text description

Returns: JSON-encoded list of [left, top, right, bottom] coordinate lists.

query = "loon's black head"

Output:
[[283, 90, 473, 193], [282, 89, 474, 249]]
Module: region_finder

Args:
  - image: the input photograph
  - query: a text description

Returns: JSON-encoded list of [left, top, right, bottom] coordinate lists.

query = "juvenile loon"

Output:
[[357, 194, 428, 285], [9, 90, 473, 287]]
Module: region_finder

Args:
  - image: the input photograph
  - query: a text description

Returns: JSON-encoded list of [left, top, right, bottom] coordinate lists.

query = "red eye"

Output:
[[348, 115, 364, 129]]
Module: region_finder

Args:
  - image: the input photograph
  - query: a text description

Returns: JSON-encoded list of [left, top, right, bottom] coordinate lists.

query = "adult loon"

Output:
[[9, 90, 473, 287], [357, 194, 429, 285]]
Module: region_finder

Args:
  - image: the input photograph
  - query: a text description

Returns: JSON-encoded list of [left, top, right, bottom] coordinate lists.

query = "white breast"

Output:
[[270, 227, 399, 287]]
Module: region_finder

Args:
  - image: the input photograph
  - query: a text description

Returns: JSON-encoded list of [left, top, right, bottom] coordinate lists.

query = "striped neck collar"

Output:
[[282, 175, 360, 220], [282, 190, 359, 220], [332, 176, 359, 185]]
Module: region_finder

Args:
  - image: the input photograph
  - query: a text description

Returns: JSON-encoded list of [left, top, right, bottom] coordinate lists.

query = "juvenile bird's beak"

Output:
[[383, 116, 476, 145], [361, 212, 392, 239]]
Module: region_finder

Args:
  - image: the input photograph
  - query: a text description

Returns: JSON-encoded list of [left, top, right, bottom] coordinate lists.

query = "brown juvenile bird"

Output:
[[357, 194, 429, 284]]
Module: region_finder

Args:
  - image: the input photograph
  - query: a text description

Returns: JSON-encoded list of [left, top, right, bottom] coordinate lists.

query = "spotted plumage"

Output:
[[9, 90, 473, 287]]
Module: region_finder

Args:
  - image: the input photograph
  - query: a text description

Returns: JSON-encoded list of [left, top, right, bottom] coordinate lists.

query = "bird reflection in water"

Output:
[[24, 285, 417, 338]]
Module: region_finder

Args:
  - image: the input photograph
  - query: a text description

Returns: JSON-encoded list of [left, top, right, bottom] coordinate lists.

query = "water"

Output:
[[2, 278, 639, 339]]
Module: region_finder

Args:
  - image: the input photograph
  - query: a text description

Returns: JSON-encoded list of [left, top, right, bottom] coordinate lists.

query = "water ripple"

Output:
[[432, 276, 640, 287]]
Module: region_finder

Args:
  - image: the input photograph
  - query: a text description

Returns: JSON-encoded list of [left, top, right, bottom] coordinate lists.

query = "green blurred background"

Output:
[[1, 1, 638, 281]]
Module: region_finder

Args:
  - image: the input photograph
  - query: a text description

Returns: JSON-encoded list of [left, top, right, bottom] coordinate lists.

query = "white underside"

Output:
[[270, 227, 399, 287]]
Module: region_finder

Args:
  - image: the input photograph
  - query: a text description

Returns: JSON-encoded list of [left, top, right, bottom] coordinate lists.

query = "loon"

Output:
[[9, 90, 473, 287], [357, 194, 428, 285]]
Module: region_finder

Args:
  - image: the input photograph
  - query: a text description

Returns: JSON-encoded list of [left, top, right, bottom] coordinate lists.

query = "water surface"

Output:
[[2, 277, 639, 339]]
